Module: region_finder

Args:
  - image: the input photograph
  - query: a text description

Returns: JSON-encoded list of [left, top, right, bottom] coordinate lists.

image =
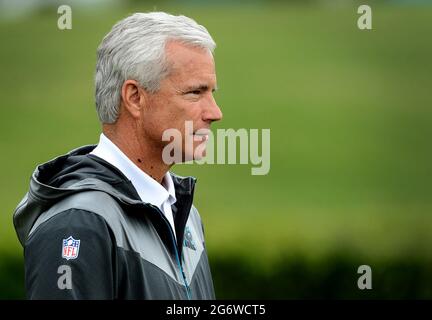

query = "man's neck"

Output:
[[102, 129, 170, 184]]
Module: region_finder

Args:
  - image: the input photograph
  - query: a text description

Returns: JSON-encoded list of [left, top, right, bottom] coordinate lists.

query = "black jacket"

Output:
[[13, 145, 215, 299]]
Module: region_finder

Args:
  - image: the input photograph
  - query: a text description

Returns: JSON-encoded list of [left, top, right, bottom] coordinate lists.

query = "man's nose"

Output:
[[203, 94, 223, 122]]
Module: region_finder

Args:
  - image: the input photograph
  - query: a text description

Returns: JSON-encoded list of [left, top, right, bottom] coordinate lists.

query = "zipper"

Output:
[[147, 203, 192, 300], [176, 177, 196, 261]]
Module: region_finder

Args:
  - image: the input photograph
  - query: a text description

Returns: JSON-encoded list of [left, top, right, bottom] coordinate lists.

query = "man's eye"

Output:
[[188, 90, 201, 95]]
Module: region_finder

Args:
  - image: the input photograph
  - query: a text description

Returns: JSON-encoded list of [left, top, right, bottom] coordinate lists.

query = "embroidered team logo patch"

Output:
[[183, 226, 196, 251], [62, 236, 80, 260]]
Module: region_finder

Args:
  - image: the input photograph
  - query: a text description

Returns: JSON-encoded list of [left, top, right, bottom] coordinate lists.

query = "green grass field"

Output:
[[1, 3, 432, 297]]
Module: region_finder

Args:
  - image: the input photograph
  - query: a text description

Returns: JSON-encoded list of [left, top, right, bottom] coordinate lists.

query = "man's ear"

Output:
[[120, 79, 147, 119]]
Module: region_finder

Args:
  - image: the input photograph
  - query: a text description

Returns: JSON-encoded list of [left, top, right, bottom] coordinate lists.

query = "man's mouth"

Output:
[[192, 129, 210, 141]]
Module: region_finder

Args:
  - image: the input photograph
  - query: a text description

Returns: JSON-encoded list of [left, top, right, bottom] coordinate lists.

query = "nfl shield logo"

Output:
[[62, 236, 80, 260]]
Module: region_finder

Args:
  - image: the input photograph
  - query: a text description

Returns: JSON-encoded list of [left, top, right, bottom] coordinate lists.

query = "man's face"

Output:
[[140, 41, 222, 163]]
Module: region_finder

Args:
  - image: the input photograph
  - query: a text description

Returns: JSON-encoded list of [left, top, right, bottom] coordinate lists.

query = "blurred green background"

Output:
[[1, 0, 431, 299]]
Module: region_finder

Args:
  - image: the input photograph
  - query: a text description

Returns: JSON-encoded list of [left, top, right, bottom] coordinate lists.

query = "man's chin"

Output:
[[183, 149, 206, 163], [161, 145, 207, 164], [193, 147, 207, 161]]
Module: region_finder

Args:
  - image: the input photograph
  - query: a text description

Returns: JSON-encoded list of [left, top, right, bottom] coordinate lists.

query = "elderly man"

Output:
[[13, 12, 222, 299]]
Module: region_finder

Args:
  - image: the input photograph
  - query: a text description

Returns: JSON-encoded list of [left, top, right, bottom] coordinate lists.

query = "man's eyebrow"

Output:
[[184, 84, 218, 92]]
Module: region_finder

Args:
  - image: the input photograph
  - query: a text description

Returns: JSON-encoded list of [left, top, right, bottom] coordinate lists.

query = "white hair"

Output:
[[95, 12, 216, 124]]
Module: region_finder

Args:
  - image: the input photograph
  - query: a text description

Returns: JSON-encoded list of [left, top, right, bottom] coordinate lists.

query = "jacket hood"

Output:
[[13, 145, 196, 246]]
